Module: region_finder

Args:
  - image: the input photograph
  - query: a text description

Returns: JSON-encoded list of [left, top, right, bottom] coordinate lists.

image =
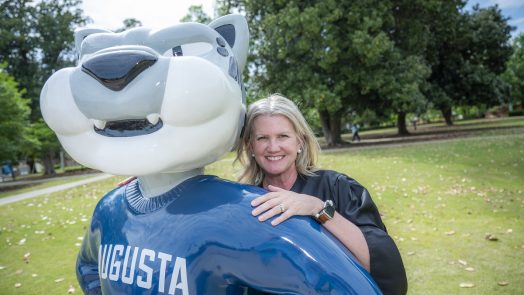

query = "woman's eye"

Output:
[[256, 136, 267, 141]]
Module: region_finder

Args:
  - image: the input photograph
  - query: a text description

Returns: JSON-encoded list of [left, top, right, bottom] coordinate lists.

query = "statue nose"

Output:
[[82, 51, 157, 91]]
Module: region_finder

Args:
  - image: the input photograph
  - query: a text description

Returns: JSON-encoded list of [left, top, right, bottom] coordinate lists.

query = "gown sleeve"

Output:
[[332, 173, 408, 295]]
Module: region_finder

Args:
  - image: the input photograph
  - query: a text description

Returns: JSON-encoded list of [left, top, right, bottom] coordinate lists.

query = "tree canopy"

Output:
[[217, 0, 515, 142], [502, 34, 524, 108], [0, 65, 31, 163], [0, 0, 87, 173]]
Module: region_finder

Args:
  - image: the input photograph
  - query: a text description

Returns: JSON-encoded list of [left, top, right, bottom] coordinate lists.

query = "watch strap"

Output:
[[314, 200, 334, 224]]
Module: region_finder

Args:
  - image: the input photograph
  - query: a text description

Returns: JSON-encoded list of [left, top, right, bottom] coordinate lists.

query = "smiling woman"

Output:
[[235, 94, 408, 294]]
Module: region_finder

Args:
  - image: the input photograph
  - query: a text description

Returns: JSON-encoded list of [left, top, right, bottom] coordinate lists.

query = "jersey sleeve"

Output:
[[76, 211, 103, 294], [333, 174, 408, 295]]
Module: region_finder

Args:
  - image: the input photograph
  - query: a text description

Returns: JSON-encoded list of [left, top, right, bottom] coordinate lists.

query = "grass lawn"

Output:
[[0, 130, 522, 294]]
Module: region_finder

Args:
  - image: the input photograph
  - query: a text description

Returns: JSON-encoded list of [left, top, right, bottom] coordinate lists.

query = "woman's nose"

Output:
[[266, 139, 280, 152]]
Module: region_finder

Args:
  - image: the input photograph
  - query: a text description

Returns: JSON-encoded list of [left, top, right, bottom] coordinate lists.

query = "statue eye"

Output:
[[163, 46, 183, 57], [172, 46, 183, 56], [162, 43, 213, 57]]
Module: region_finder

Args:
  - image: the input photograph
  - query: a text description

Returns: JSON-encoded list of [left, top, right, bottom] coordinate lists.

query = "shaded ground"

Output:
[[0, 168, 101, 193], [321, 116, 524, 150], [0, 173, 113, 206]]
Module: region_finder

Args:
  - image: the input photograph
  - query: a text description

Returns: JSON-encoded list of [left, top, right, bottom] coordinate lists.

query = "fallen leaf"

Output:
[[465, 267, 475, 272], [506, 229, 513, 234], [18, 238, 26, 245], [459, 282, 475, 288], [15, 269, 23, 275], [407, 251, 416, 256], [485, 234, 498, 241], [68, 285, 76, 293], [445, 230, 456, 236], [14, 283, 22, 288], [0, 266, 5, 270], [458, 259, 468, 266], [55, 278, 64, 283], [23, 252, 31, 263], [32, 273, 38, 277], [498, 281, 509, 286]]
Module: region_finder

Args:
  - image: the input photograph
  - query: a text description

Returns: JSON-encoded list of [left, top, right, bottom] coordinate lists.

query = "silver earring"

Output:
[[251, 153, 255, 157], [298, 149, 302, 154]]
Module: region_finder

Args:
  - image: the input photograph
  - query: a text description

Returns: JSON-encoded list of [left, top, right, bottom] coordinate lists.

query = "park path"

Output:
[[0, 173, 114, 206]]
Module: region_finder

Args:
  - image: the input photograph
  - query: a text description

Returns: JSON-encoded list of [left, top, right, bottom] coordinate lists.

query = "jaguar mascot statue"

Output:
[[40, 14, 381, 295]]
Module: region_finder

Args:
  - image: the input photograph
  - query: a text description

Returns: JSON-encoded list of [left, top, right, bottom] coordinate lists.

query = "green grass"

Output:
[[0, 176, 119, 294], [1, 131, 523, 294], [321, 133, 524, 294]]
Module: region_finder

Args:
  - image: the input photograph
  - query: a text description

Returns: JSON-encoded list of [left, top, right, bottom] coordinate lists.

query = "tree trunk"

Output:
[[319, 109, 343, 147], [397, 111, 409, 135], [441, 107, 453, 126], [42, 152, 56, 175]]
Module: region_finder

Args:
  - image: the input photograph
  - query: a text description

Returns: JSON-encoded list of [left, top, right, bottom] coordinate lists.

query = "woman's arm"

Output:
[[251, 185, 370, 271]]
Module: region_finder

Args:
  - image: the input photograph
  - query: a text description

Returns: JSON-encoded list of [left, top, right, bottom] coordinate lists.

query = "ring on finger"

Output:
[[279, 203, 286, 213]]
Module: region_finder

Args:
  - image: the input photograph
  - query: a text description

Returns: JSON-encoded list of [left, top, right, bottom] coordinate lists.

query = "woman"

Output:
[[235, 94, 407, 295]]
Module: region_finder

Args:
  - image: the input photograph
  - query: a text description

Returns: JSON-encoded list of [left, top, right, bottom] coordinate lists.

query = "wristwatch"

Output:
[[313, 200, 335, 224]]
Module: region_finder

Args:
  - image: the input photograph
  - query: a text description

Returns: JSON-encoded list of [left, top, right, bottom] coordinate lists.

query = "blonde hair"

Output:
[[235, 94, 320, 185]]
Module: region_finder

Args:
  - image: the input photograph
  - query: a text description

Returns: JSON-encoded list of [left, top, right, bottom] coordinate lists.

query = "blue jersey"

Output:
[[77, 175, 381, 294]]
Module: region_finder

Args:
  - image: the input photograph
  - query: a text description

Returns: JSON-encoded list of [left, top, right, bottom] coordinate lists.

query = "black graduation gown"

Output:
[[290, 170, 408, 295]]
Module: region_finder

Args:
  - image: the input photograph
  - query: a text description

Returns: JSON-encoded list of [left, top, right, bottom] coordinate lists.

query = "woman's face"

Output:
[[250, 115, 301, 180]]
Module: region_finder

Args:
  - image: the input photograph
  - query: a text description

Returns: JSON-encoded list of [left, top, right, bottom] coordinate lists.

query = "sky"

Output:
[[465, 0, 524, 38], [81, 0, 523, 38], [80, 0, 215, 30]]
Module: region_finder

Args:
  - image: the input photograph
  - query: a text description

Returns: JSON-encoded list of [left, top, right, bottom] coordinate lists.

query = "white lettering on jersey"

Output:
[[99, 244, 112, 279], [121, 246, 138, 284], [169, 257, 189, 295], [109, 244, 124, 281], [137, 248, 155, 289], [158, 252, 172, 293], [98, 244, 188, 294]]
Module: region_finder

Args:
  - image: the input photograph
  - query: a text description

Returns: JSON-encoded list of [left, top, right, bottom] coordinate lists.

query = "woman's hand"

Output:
[[251, 185, 324, 226]]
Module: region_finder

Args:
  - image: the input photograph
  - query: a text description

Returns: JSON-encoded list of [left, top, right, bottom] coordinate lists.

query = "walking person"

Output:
[[351, 123, 361, 142]]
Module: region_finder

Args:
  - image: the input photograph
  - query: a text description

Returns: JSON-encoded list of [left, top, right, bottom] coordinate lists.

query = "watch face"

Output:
[[324, 202, 336, 218]]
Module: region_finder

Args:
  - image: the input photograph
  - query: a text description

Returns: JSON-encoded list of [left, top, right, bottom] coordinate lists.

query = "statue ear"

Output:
[[74, 27, 112, 55], [209, 14, 249, 72]]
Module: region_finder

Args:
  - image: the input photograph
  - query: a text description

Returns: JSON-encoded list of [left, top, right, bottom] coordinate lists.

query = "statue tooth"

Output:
[[92, 119, 106, 130], [146, 113, 160, 125]]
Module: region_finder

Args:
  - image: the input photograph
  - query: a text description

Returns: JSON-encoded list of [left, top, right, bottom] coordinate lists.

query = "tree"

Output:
[[115, 18, 143, 32], [425, 3, 513, 125], [0, 65, 31, 163], [181, 5, 212, 23], [219, 0, 413, 146], [386, 0, 437, 134], [0, 0, 87, 174], [0, 0, 40, 119], [502, 34, 524, 108]]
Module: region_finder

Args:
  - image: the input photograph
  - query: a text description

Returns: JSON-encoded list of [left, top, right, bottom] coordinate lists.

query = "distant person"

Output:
[[351, 123, 361, 142], [411, 116, 419, 130], [235, 94, 408, 294], [1, 162, 15, 180]]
